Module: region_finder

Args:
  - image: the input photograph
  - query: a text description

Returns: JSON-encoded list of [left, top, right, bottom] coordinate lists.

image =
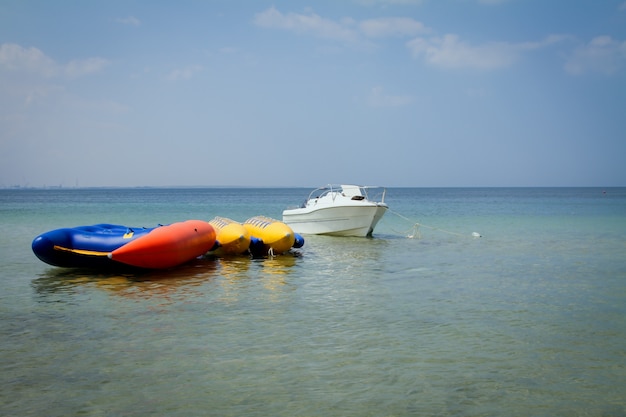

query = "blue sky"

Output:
[[1, 0, 625, 187]]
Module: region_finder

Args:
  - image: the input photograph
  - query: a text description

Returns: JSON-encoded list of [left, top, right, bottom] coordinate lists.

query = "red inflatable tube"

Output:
[[110, 220, 216, 269]]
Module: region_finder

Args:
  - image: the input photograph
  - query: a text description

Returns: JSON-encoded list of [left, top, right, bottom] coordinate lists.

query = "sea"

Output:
[[1, 187, 625, 417]]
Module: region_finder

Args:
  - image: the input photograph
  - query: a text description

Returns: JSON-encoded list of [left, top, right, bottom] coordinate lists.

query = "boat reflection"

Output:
[[32, 257, 220, 300], [32, 253, 302, 302]]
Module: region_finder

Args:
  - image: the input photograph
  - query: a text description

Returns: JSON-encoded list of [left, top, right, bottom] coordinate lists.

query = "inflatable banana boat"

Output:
[[209, 216, 304, 257], [32, 220, 216, 269], [243, 216, 304, 256], [208, 216, 252, 256]]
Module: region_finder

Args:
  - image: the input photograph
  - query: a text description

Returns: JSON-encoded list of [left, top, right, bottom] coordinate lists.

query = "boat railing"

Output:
[[305, 185, 386, 204], [306, 186, 334, 202], [361, 186, 386, 204]]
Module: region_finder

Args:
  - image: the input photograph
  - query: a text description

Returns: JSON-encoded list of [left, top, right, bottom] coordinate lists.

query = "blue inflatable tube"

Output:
[[293, 233, 305, 248], [32, 223, 155, 268]]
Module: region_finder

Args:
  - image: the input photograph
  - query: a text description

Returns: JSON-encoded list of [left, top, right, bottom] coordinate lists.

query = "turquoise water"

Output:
[[1, 187, 625, 416]]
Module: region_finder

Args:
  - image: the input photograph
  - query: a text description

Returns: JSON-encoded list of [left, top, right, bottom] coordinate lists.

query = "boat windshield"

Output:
[[306, 185, 386, 203]]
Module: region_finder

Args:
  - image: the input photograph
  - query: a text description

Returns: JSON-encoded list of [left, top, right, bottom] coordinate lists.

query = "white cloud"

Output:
[[368, 86, 413, 107], [65, 57, 109, 77], [219, 47, 238, 54], [253, 8, 575, 73], [254, 7, 426, 44], [477, 0, 510, 4], [254, 7, 358, 43], [355, 0, 425, 5], [359, 17, 428, 38], [116, 16, 141, 26], [0, 43, 108, 78], [564, 36, 626, 75], [166, 65, 203, 81], [407, 34, 567, 70], [0, 43, 57, 77], [465, 87, 487, 98], [407, 34, 517, 70]]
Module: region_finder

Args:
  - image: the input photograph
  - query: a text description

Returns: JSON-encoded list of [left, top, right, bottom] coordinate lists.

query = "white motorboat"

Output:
[[282, 184, 388, 237]]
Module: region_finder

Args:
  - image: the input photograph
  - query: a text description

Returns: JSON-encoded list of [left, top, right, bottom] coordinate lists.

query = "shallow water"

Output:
[[1, 187, 625, 416]]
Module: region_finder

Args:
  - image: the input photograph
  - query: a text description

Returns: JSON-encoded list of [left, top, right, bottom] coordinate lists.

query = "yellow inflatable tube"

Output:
[[244, 216, 295, 255], [208, 216, 251, 256]]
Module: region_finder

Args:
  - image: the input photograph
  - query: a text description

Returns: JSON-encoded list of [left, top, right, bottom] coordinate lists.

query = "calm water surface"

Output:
[[1, 187, 625, 416]]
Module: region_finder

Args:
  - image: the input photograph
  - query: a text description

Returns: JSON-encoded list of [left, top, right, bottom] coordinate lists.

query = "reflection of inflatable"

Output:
[[208, 217, 251, 256], [32, 220, 216, 269], [244, 216, 302, 256], [31, 257, 219, 300]]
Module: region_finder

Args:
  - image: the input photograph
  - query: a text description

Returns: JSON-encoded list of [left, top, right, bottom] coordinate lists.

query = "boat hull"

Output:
[[283, 184, 388, 237], [283, 204, 388, 237]]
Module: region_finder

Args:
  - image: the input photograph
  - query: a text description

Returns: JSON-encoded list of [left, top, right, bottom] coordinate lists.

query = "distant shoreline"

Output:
[[1, 185, 624, 190]]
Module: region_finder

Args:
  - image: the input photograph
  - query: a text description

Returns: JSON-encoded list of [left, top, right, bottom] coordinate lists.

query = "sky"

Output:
[[1, 0, 625, 188]]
